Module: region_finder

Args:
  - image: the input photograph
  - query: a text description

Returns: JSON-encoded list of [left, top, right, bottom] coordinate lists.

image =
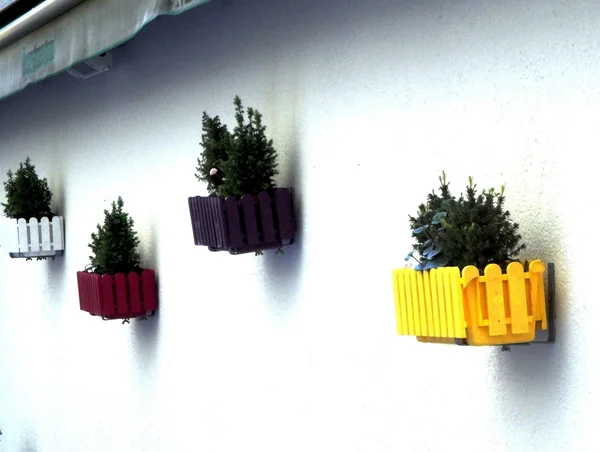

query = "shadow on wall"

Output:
[[21, 438, 38, 452], [492, 210, 570, 438], [20, 428, 38, 452], [492, 339, 568, 434], [260, 130, 304, 321], [45, 169, 67, 318], [132, 220, 160, 372]]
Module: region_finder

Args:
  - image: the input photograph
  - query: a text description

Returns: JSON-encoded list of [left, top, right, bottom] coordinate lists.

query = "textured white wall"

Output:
[[0, 0, 597, 450]]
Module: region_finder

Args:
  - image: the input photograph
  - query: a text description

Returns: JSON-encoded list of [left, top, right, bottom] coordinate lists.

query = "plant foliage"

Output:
[[88, 197, 140, 275], [407, 172, 526, 271], [195, 96, 279, 198], [2, 157, 53, 219]]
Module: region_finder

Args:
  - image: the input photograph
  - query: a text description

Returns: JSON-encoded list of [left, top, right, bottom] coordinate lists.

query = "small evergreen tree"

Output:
[[88, 197, 140, 275], [195, 113, 232, 195], [2, 157, 53, 219], [195, 96, 279, 198], [408, 173, 526, 271]]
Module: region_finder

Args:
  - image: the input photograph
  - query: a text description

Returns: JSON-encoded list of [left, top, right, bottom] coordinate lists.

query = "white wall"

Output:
[[0, 0, 597, 450]]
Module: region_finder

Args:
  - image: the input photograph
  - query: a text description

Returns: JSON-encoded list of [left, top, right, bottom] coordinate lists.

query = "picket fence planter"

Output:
[[0, 216, 64, 259], [77, 269, 158, 320], [392, 260, 549, 346], [188, 188, 295, 254]]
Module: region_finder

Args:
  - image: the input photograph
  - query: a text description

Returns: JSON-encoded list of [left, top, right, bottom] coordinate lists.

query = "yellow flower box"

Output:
[[392, 260, 547, 346]]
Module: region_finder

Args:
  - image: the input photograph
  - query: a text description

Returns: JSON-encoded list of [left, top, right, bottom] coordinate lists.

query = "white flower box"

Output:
[[0, 216, 64, 259]]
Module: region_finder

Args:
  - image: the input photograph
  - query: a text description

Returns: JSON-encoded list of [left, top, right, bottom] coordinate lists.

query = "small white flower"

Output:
[[209, 168, 217, 176]]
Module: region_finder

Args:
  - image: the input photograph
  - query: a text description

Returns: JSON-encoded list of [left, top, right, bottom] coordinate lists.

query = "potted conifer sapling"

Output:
[[392, 173, 551, 346], [188, 96, 295, 255], [0, 157, 64, 259], [77, 197, 157, 321]]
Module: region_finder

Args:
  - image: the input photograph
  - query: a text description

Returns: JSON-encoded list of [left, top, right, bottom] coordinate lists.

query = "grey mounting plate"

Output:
[[501, 262, 556, 351]]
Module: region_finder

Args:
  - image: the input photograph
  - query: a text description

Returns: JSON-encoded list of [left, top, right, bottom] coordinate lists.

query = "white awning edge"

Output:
[[0, 0, 211, 102]]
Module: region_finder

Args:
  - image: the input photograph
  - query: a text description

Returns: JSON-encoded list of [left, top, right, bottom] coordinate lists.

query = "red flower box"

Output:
[[77, 269, 158, 320]]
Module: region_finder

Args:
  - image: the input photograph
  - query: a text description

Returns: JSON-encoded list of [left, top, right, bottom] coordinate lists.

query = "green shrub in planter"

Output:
[[407, 172, 526, 271], [195, 95, 279, 198], [2, 157, 53, 219], [88, 197, 140, 275]]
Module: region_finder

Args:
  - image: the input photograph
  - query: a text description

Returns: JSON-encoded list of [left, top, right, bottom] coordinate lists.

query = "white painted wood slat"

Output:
[[17, 218, 28, 253], [52, 216, 64, 250], [29, 217, 40, 252], [40, 217, 51, 251]]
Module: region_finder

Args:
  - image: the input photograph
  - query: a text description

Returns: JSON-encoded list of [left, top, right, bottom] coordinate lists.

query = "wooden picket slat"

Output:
[[442, 269, 455, 337], [275, 189, 294, 244], [213, 197, 229, 248], [198, 197, 208, 245], [197, 197, 208, 245], [81, 273, 91, 313], [17, 218, 28, 253], [422, 270, 435, 336], [396, 271, 409, 334], [141, 270, 158, 311], [86, 274, 95, 315], [40, 217, 51, 251], [225, 197, 243, 248], [506, 262, 529, 334], [409, 271, 421, 336], [92, 275, 102, 315], [188, 197, 200, 245], [428, 269, 441, 337], [392, 270, 403, 334], [241, 195, 260, 245], [203, 197, 218, 247], [432, 269, 447, 337], [51, 216, 64, 250], [77, 272, 87, 311], [101, 275, 115, 316], [87, 274, 95, 314], [114, 273, 129, 315], [449, 267, 466, 338], [128, 272, 142, 314], [529, 260, 547, 329], [415, 270, 428, 336], [402, 271, 415, 335], [258, 191, 276, 244], [485, 264, 507, 336], [461, 266, 482, 327], [28, 218, 39, 252]]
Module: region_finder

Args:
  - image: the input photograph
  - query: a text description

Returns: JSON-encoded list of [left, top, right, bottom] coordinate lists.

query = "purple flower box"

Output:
[[188, 188, 295, 254]]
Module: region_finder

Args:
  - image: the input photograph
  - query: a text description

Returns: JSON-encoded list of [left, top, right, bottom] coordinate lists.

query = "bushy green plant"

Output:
[[2, 157, 53, 219], [195, 113, 231, 195], [195, 96, 278, 198], [407, 172, 525, 271], [88, 197, 140, 275]]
